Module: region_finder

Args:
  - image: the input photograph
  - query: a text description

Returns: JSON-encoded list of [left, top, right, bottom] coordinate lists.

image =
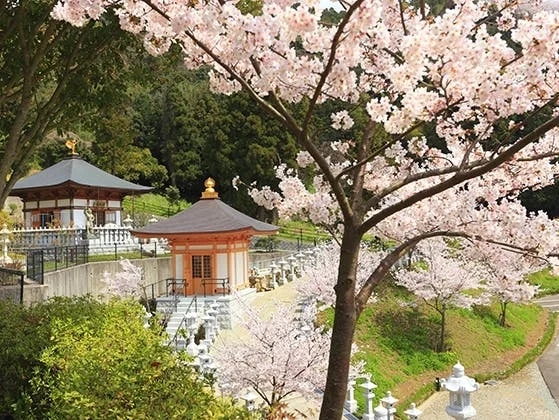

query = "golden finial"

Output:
[[201, 177, 219, 199], [65, 139, 78, 155]]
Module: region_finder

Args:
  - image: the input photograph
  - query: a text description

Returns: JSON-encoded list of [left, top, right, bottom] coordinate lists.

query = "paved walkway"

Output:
[[536, 295, 559, 410], [535, 294, 559, 312]]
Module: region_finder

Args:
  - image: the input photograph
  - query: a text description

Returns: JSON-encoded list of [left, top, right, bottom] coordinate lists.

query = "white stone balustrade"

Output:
[[10, 225, 168, 254]]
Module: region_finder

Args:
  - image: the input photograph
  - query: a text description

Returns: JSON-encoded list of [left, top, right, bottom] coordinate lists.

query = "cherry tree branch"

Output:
[[355, 230, 471, 314], [360, 112, 559, 235]]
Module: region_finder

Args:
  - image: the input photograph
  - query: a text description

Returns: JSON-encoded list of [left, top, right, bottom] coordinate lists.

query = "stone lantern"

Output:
[[360, 377, 377, 420], [404, 403, 422, 419], [305, 248, 315, 265], [287, 255, 297, 280], [296, 252, 305, 270], [278, 259, 288, 285], [269, 262, 278, 289], [380, 391, 398, 420], [241, 391, 258, 411], [186, 332, 199, 357], [344, 378, 358, 413], [0, 224, 12, 266], [441, 361, 479, 419]]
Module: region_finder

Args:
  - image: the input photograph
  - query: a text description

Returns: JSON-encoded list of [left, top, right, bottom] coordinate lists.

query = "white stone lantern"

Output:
[[374, 402, 388, 420], [269, 262, 278, 289], [295, 252, 305, 270], [203, 315, 215, 342], [287, 255, 297, 281], [305, 248, 315, 265], [278, 259, 288, 285], [441, 361, 479, 419], [197, 341, 208, 355], [241, 391, 258, 411], [381, 391, 398, 420], [186, 333, 199, 357], [360, 377, 377, 420], [404, 403, 422, 419], [344, 379, 358, 413], [185, 311, 198, 329], [198, 352, 211, 372], [0, 224, 12, 265], [205, 362, 218, 376]]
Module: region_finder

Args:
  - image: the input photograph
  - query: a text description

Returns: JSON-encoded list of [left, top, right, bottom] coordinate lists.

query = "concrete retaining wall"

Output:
[[41, 257, 172, 300]]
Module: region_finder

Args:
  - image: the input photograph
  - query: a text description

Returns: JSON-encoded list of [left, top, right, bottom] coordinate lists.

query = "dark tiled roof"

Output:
[[11, 155, 152, 193], [132, 198, 278, 236]]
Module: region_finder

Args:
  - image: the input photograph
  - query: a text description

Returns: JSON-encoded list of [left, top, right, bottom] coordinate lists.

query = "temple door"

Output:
[[191, 254, 212, 295]]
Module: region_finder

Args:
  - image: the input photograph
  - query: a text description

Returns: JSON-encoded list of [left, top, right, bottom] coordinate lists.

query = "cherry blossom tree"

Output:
[[102, 259, 144, 297], [394, 238, 487, 352], [102, 259, 156, 312], [469, 242, 541, 327], [53, 1, 559, 417], [297, 241, 383, 309], [212, 302, 330, 411]]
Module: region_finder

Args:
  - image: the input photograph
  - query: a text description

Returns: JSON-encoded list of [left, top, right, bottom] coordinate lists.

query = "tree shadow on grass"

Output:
[[471, 304, 501, 325], [374, 306, 441, 353]]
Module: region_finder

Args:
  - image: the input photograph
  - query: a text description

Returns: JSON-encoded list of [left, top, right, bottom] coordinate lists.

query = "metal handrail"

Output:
[[201, 277, 230, 298], [168, 296, 198, 349]]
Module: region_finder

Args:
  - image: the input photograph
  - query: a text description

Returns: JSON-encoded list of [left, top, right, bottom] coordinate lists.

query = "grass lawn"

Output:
[[320, 284, 555, 417], [528, 267, 559, 295]]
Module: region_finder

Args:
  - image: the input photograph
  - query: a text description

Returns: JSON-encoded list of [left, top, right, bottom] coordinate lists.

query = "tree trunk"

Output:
[[439, 308, 446, 353], [500, 301, 507, 327], [319, 230, 361, 420]]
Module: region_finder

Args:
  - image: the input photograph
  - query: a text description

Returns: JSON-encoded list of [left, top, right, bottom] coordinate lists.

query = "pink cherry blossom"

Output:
[[102, 259, 144, 298], [212, 302, 330, 407]]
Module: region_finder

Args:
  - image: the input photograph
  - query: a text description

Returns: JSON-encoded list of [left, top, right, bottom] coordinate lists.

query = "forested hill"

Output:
[[32, 53, 301, 218]]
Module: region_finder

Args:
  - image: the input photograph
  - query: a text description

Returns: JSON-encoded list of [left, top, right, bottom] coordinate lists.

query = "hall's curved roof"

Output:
[[11, 155, 152, 194], [132, 197, 278, 237]]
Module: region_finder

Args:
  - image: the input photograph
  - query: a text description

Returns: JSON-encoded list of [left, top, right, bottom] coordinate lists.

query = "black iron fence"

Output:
[[0, 266, 25, 304], [84, 242, 166, 264], [25, 245, 89, 284]]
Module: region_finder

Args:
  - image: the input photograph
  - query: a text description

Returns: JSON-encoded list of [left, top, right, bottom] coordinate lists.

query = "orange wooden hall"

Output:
[[132, 178, 278, 296]]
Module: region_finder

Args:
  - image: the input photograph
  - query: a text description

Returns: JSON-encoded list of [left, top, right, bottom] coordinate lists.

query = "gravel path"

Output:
[[418, 362, 559, 419]]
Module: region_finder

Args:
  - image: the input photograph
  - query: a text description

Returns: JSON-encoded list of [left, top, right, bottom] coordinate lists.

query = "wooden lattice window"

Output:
[[192, 255, 212, 278]]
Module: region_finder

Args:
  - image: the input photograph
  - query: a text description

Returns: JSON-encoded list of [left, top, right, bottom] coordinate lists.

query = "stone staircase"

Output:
[[156, 288, 257, 351]]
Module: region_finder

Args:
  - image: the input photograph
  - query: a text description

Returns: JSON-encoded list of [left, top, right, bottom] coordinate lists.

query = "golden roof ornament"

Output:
[[201, 177, 219, 199], [65, 138, 78, 155]]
